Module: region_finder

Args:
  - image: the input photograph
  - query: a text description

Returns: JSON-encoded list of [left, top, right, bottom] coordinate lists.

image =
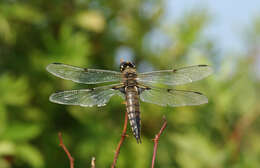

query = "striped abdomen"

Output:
[[125, 86, 141, 143]]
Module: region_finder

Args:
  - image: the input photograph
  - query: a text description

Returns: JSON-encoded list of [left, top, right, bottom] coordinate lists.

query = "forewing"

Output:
[[49, 85, 124, 107], [137, 65, 213, 86], [140, 87, 208, 107], [47, 63, 122, 84]]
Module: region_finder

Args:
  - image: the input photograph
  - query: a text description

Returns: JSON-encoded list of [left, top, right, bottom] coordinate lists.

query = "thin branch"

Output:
[[229, 107, 260, 161], [91, 157, 96, 168], [58, 132, 74, 168], [151, 117, 167, 168], [111, 111, 128, 168]]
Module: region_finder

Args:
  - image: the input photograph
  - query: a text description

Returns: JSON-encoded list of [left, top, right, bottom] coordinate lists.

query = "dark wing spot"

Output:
[[138, 86, 151, 94], [53, 62, 61, 65], [89, 88, 94, 91], [112, 86, 126, 94], [112, 86, 116, 90], [194, 91, 203, 95], [137, 87, 146, 94], [119, 87, 126, 94], [167, 89, 172, 92], [55, 90, 64, 93], [198, 65, 208, 67], [84, 68, 88, 72], [173, 69, 177, 72]]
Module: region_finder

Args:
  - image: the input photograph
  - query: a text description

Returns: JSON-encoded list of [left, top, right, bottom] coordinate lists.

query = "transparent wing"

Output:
[[47, 63, 122, 84], [49, 84, 124, 107], [140, 87, 208, 107], [137, 65, 213, 86]]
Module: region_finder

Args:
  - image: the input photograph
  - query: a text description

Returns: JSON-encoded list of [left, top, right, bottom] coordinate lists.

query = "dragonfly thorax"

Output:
[[122, 69, 138, 87]]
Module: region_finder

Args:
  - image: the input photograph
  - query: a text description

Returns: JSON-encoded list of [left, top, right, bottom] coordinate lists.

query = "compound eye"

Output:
[[120, 65, 125, 71]]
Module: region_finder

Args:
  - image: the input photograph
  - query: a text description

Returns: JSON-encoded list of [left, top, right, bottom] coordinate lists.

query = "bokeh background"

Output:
[[1, 0, 260, 167]]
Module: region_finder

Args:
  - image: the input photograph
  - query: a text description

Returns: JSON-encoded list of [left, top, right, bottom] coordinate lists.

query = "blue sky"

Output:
[[166, 0, 260, 53]]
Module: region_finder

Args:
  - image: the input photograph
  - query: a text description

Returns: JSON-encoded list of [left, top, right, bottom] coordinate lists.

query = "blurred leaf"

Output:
[[76, 10, 106, 33], [33, 24, 91, 68], [0, 74, 30, 106], [0, 3, 45, 24], [172, 132, 224, 168], [0, 106, 7, 135], [0, 141, 15, 155], [0, 14, 15, 44], [16, 144, 44, 167], [2, 123, 42, 141]]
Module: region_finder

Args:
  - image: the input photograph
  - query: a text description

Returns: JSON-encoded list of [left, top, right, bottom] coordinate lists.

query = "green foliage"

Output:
[[0, 0, 260, 167]]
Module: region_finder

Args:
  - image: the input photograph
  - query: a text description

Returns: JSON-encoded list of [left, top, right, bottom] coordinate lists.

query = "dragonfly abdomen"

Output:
[[125, 86, 141, 143]]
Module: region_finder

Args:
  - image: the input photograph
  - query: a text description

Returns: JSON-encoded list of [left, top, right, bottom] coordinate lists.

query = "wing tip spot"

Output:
[[167, 89, 172, 92], [198, 64, 208, 67], [194, 91, 203, 95], [54, 90, 64, 93], [53, 62, 61, 65], [84, 68, 88, 72]]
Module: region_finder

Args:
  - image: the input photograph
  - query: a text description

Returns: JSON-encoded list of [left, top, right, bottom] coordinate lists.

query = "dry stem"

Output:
[[58, 113, 168, 168], [151, 117, 167, 168], [111, 111, 128, 168], [58, 132, 74, 168]]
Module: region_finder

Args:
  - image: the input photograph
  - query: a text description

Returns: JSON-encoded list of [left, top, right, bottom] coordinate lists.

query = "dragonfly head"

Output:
[[120, 61, 136, 72]]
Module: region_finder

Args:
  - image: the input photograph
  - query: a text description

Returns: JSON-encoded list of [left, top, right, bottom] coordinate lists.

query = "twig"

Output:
[[58, 132, 74, 168], [91, 157, 96, 168], [111, 111, 128, 168], [229, 108, 260, 161], [151, 117, 167, 168]]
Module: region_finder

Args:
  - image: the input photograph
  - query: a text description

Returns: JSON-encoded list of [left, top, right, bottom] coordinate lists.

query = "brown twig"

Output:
[[229, 107, 260, 161], [91, 157, 96, 168], [58, 132, 74, 168], [111, 111, 128, 168], [151, 117, 167, 168]]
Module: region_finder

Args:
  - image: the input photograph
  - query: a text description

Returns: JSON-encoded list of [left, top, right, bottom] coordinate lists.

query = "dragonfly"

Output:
[[47, 61, 212, 143]]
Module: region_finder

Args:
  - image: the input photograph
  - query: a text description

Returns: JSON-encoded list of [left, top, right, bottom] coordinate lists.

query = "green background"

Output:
[[0, 0, 260, 167]]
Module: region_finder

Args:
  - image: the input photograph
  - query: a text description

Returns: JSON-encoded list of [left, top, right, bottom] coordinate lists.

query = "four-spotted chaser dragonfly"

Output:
[[47, 62, 212, 143]]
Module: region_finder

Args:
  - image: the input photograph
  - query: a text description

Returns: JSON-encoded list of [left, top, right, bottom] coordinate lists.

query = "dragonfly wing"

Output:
[[49, 84, 124, 107], [137, 65, 213, 86], [47, 63, 122, 84], [140, 87, 208, 107]]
